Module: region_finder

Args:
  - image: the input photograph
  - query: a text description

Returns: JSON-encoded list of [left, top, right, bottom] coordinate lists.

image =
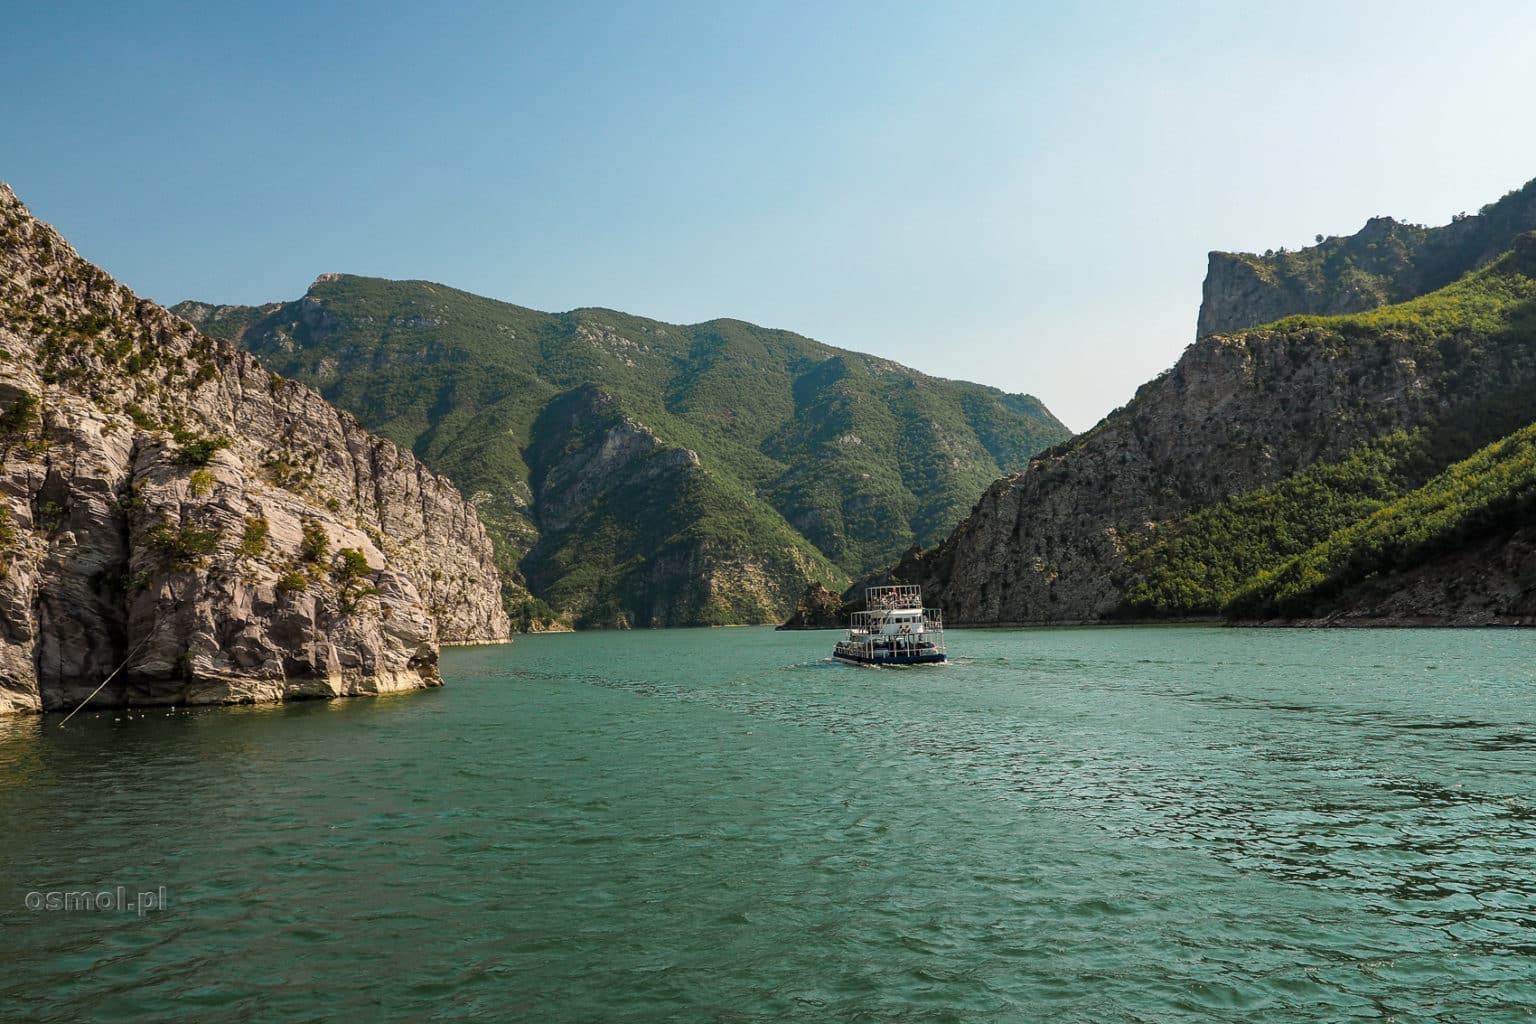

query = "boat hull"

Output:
[[832, 649, 947, 666]]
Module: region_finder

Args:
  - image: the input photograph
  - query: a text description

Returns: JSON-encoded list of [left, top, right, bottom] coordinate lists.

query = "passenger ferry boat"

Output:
[[832, 584, 946, 666]]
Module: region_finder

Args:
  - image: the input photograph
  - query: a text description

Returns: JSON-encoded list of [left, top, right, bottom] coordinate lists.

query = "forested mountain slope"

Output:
[[177, 279, 1068, 627]]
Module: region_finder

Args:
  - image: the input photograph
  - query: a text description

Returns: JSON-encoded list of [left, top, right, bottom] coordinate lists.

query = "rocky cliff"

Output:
[[774, 583, 847, 630], [1198, 177, 1536, 337], [0, 183, 508, 714], [903, 232, 1536, 625]]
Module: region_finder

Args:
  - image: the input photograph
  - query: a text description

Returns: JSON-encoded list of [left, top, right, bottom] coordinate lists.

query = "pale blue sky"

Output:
[[7, 1, 1536, 430]]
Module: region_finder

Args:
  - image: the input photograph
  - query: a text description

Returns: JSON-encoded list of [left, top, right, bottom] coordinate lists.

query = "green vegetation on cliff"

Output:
[[1231, 421, 1536, 618], [175, 277, 1067, 627], [1122, 433, 1428, 616]]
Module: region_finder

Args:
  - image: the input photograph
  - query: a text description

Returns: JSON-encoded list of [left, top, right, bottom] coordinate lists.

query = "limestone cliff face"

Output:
[[1197, 178, 1536, 337], [1196, 247, 1387, 338], [906, 316, 1536, 624], [0, 183, 508, 714]]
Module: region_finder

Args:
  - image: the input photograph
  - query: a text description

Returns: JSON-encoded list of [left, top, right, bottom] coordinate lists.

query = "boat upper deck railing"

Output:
[[865, 584, 923, 610]]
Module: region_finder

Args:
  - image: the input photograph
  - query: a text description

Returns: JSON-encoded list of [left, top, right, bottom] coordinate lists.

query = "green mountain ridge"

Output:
[[174, 278, 1068, 628]]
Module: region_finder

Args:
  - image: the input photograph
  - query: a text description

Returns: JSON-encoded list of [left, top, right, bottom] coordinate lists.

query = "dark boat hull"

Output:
[[832, 648, 946, 666]]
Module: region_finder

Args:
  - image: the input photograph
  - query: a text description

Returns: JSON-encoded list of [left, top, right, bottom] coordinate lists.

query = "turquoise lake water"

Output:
[[3, 626, 1536, 1021]]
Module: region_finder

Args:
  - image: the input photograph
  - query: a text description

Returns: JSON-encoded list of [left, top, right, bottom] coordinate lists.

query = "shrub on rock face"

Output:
[[123, 402, 157, 430], [299, 519, 329, 563], [171, 430, 230, 467], [331, 547, 371, 584], [239, 516, 269, 558], [331, 547, 379, 614], [275, 571, 308, 594], [0, 393, 38, 436], [144, 521, 221, 570], [0, 507, 14, 574]]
